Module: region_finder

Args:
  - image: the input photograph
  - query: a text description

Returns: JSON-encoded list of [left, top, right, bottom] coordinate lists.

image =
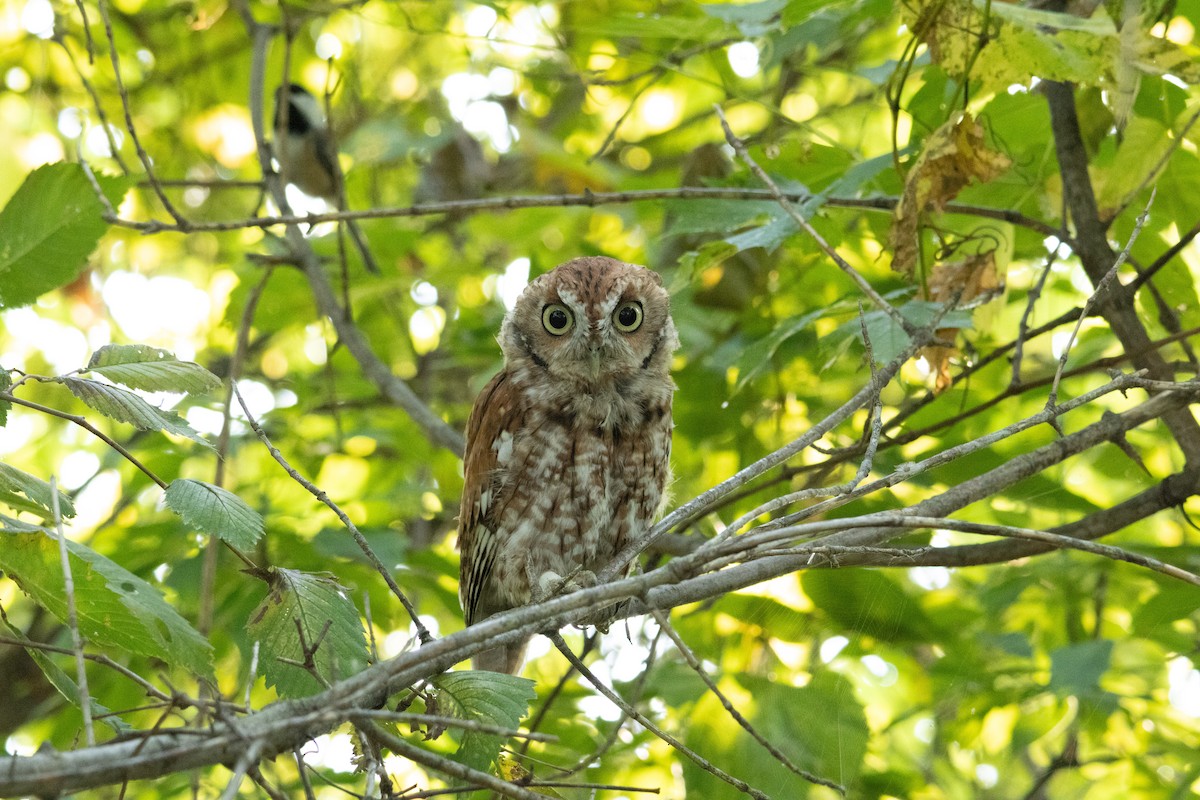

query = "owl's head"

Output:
[[500, 256, 678, 391]]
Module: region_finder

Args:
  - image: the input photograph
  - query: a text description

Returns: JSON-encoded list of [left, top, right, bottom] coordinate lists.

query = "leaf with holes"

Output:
[[0, 530, 213, 677], [248, 569, 369, 698], [86, 344, 222, 395], [164, 479, 263, 550], [60, 377, 211, 449]]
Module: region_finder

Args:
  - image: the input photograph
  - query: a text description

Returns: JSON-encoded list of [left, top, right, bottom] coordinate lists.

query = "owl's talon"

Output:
[[533, 569, 564, 602]]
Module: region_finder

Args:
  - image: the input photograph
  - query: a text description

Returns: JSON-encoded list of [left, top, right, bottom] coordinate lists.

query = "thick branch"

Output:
[[1043, 80, 1200, 467]]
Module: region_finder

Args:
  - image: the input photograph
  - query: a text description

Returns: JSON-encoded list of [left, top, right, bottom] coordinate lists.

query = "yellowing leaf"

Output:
[[890, 115, 1012, 276]]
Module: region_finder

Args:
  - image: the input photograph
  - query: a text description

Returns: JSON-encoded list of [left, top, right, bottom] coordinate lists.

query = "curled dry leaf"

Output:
[[890, 114, 1013, 277], [921, 252, 1003, 393]]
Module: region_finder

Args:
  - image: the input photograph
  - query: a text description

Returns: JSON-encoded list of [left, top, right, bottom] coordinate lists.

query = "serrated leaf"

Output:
[[0, 614, 131, 734], [0, 163, 129, 309], [435, 670, 536, 772], [248, 569, 369, 698], [0, 513, 50, 533], [164, 479, 263, 549], [0, 530, 214, 677], [0, 462, 76, 519], [86, 344, 222, 395], [60, 376, 212, 449]]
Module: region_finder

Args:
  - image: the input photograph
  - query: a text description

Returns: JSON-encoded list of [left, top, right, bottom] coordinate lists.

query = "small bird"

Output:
[[272, 83, 379, 274], [457, 256, 679, 673]]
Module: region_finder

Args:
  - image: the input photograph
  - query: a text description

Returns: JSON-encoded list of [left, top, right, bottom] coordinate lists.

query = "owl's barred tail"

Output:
[[472, 637, 530, 674]]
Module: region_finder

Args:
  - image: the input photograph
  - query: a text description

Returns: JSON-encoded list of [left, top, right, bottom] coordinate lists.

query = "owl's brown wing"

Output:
[[457, 370, 521, 626]]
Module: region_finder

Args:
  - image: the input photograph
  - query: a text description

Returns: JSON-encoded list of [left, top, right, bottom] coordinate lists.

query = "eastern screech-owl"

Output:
[[458, 256, 679, 673]]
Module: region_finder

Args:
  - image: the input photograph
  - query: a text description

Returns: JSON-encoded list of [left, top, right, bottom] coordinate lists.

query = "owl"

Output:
[[458, 256, 679, 673]]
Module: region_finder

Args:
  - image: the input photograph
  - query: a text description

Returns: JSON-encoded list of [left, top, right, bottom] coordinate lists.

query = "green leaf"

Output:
[[1049, 639, 1113, 696], [0, 529, 214, 677], [662, 199, 779, 238], [710, 593, 815, 642], [0, 513, 50, 534], [0, 369, 11, 426], [572, 12, 729, 40], [0, 163, 128, 309], [684, 672, 867, 797], [86, 344, 222, 395], [0, 462, 76, 519], [0, 614, 131, 734], [700, 0, 787, 35], [830, 300, 974, 364], [435, 670, 536, 773], [248, 569, 369, 698], [802, 569, 939, 642], [164, 479, 264, 550], [1093, 116, 1171, 214], [733, 308, 825, 394], [725, 212, 799, 253], [59, 376, 212, 449]]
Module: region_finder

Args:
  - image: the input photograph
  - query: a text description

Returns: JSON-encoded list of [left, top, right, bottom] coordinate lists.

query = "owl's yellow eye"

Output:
[[613, 301, 643, 332], [542, 304, 574, 335]]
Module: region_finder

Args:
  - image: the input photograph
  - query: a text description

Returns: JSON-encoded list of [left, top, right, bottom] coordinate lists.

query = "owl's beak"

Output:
[[586, 347, 602, 378]]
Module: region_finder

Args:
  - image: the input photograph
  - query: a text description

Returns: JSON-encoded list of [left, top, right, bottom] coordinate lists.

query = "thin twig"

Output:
[[551, 633, 770, 800], [717, 515, 1200, 588], [231, 383, 432, 643], [0, 636, 170, 702], [362, 723, 547, 800], [248, 765, 291, 800], [95, 0, 185, 224], [1046, 191, 1155, 412], [716, 105, 915, 335], [101, 187, 1061, 238], [55, 36, 129, 174], [217, 740, 262, 800], [51, 476, 95, 746], [557, 627, 661, 778], [1011, 242, 1065, 385], [761, 371, 1153, 532], [652, 610, 844, 793], [602, 334, 927, 581], [293, 748, 317, 800], [1, 393, 167, 489], [349, 710, 556, 741]]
